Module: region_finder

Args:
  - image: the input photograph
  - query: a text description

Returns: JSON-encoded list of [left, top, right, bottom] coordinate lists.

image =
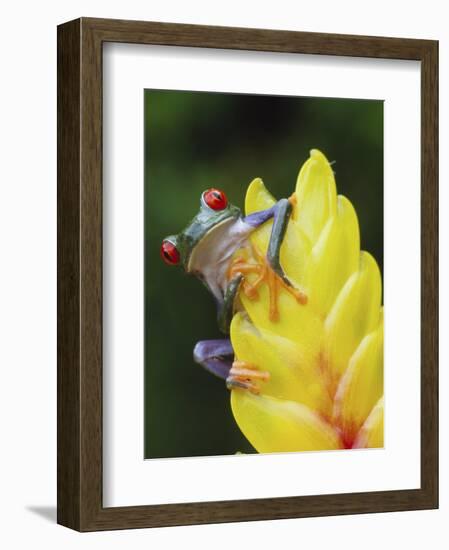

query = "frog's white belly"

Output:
[[188, 217, 253, 303]]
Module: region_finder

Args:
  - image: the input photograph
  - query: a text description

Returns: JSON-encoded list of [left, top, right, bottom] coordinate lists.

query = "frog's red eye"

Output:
[[202, 188, 228, 210], [161, 240, 180, 265]]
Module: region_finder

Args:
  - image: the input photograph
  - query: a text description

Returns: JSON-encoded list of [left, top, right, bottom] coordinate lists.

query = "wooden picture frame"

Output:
[[57, 17, 438, 531]]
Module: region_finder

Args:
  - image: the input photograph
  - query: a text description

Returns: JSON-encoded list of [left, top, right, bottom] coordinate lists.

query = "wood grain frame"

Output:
[[57, 17, 438, 531]]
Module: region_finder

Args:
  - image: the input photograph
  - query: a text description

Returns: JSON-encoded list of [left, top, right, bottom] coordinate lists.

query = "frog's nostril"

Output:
[[161, 239, 180, 265]]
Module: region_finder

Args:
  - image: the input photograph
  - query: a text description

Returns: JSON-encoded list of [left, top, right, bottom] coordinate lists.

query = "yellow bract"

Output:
[[230, 149, 384, 452]]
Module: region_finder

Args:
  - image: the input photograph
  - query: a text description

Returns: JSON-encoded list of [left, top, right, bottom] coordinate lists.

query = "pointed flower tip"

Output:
[[294, 149, 337, 243], [360, 250, 382, 287], [296, 149, 335, 192], [309, 148, 327, 161], [305, 148, 334, 173], [302, 149, 333, 175], [246, 177, 264, 198], [245, 177, 276, 215]]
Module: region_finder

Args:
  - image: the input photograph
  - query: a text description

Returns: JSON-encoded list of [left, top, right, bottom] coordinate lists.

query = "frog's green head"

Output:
[[161, 188, 241, 271]]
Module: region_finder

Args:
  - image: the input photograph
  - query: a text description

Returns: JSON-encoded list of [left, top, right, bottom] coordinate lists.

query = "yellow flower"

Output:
[[230, 149, 383, 453]]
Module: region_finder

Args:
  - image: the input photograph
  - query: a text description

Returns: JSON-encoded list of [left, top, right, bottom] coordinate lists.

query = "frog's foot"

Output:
[[250, 240, 307, 320], [227, 257, 265, 300], [228, 248, 307, 322], [263, 263, 308, 322], [226, 360, 270, 394]]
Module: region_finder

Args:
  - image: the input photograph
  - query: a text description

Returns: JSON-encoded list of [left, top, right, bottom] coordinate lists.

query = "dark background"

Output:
[[144, 90, 383, 459]]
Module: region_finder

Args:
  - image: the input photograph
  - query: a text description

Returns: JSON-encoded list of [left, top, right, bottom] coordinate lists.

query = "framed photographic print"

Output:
[[57, 17, 438, 531]]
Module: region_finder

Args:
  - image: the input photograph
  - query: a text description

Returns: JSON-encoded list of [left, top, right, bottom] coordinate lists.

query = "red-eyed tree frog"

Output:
[[161, 188, 307, 393]]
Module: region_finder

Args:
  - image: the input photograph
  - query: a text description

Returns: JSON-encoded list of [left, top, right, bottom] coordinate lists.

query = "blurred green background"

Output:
[[144, 90, 383, 459]]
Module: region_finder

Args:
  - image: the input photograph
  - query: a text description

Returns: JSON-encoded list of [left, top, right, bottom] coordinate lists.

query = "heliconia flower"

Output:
[[230, 149, 383, 453]]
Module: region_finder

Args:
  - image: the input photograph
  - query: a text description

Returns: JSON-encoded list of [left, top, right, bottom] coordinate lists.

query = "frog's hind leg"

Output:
[[193, 339, 234, 380], [193, 339, 268, 393]]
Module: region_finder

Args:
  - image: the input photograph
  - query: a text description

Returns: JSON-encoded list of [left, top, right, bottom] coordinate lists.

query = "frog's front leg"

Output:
[[266, 198, 297, 287], [193, 338, 269, 393], [244, 199, 297, 286], [236, 199, 307, 321]]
